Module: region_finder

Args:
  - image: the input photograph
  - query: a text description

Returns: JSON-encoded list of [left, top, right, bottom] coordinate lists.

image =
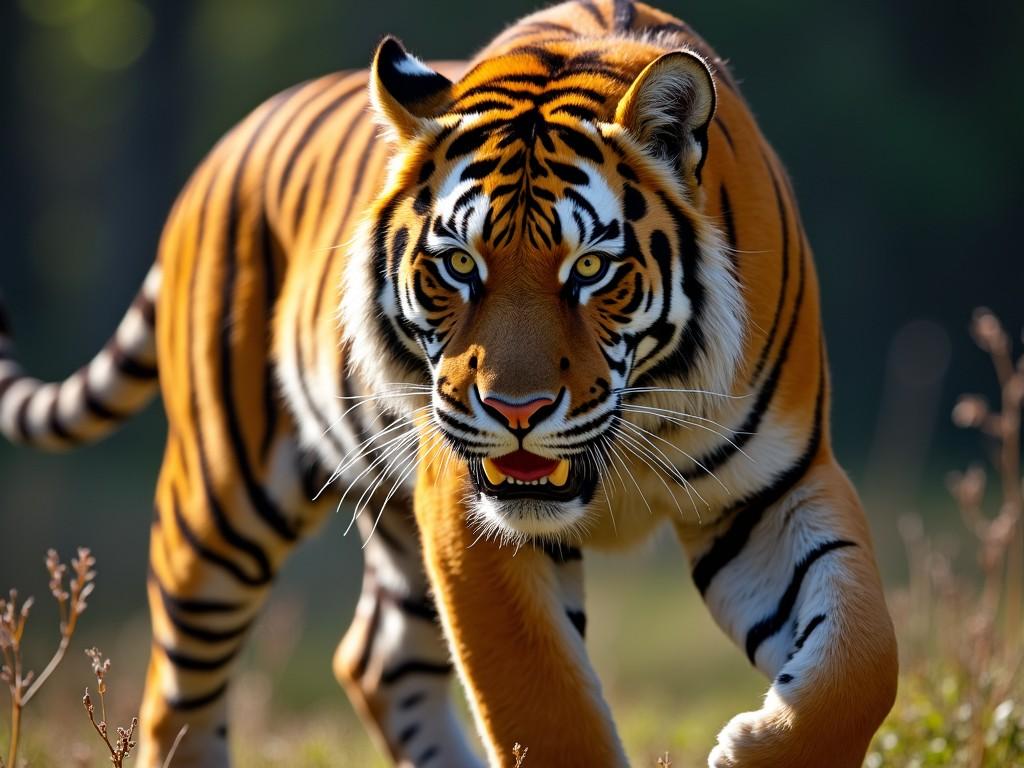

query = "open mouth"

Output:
[[469, 449, 596, 502]]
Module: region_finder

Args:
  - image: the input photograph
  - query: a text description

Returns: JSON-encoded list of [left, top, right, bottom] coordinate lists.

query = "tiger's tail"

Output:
[[0, 263, 161, 451]]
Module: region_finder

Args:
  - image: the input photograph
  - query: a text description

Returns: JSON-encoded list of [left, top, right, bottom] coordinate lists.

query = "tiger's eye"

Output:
[[573, 253, 605, 280], [448, 250, 476, 276]]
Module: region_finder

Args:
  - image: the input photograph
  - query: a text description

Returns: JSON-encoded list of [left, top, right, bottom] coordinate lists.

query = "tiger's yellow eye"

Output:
[[447, 250, 477, 277], [573, 253, 605, 281]]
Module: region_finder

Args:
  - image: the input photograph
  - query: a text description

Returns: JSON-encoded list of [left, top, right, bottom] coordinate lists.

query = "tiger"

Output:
[[0, 1, 898, 766]]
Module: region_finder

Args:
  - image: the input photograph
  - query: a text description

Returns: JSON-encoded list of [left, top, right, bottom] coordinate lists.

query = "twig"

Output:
[[1, 548, 95, 768]]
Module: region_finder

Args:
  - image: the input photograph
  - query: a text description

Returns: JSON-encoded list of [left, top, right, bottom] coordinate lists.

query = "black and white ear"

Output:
[[614, 50, 717, 185], [370, 36, 453, 142]]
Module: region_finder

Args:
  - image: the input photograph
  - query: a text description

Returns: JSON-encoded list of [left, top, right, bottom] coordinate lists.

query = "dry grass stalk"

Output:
[[512, 741, 529, 767], [83, 647, 138, 767], [0, 548, 96, 768], [656, 752, 673, 767], [947, 308, 1024, 765], [882, 308, 1023, 767]]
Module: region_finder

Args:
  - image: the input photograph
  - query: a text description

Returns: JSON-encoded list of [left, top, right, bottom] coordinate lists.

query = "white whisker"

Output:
[[617, 417, 729, 493]]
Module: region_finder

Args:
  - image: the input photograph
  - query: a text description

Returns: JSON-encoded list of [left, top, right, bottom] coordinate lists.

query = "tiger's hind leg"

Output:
[[334, 502, 482, 768], [137, 434, 318, 768]]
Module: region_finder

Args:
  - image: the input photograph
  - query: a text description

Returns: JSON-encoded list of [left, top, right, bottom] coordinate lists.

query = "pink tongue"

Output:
[[493, 450, 559, 481]]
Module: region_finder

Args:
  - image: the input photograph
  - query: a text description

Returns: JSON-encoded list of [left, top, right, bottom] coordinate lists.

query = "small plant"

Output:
[[83, 647, 138, 767], [0, 547, 96, 768]]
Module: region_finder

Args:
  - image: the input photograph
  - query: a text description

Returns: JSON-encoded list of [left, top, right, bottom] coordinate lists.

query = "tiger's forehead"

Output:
[[424, 108, 633, 259]]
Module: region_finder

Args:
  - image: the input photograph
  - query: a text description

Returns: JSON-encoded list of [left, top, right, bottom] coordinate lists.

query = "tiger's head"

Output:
[[344, 37, 743, 540]]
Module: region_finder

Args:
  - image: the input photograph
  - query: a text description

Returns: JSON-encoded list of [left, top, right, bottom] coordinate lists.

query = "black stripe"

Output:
[[548, 160, 589, 185], [793, 613, 827, 652], [575, 0, 606, 28], [566, 609, 587, 638], [188, 168, 275, 586], [160, 641, 241, 672], [277, 79, 363, 206], [380, 659, 453, 686], [719, 184, 738, 269], [14, 390, 32, 442], [258, 211, 280, 462], [83, 378, 129, 420], [154, 578, 253, 644], [295, 109, 379, 466], [398, 691, 427, 710], [166, 681, 229, 711], [222, 92, 302, 544], [148, 569, 244, 614], [538, 540, 583, 563], [744, 540, 855, 663], [417, 746, 440, 764], [352, 598, 383, 680], [461, 157, 501, 180], [132, 292, 156, 326], [373, 575, 438, 622], [691, 358, 826, 595], [716, 119, 735, 152], [169, 487, 268, 587], [776, 673, 794, 684], [108, 341, 158, 379], [398, 723, 420, 746], [612, 0, 635, 31], [749, 156, 790, 384], [46, 392, 76, 443], [676, 228, 809, 483]]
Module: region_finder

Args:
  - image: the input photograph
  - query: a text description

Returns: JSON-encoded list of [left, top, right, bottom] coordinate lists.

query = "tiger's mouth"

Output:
[[468, 449, 596, 502]]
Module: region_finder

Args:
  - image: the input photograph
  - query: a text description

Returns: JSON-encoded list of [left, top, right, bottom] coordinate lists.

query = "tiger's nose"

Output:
[[481, 395, 555, 430]]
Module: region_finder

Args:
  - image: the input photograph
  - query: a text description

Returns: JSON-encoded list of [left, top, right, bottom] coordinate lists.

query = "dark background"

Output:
[[0, 0, 1020, 747]]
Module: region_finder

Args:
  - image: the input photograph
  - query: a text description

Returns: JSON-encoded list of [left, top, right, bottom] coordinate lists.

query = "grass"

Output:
[[0, 308, 1021, 766]]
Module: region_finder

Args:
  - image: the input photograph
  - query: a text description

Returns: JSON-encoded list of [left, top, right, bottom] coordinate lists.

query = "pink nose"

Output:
[[482, 396, 554, 430]]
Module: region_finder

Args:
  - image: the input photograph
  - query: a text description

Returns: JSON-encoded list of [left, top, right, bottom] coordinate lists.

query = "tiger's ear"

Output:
[[370, 36, 453, 143], [614, 50, 716, 185]]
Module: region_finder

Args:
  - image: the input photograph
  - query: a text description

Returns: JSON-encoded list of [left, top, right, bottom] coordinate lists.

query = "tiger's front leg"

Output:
[[678, 460, 897, 768], [414, 452, 627, 768]]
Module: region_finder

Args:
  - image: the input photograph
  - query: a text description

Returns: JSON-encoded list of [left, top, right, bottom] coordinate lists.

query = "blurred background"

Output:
[[0, 0, 1021, 765]]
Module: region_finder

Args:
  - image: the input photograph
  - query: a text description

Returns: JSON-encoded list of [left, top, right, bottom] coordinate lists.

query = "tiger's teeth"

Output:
[[482, 458, 507, 486], [548, 459, 570, 487]]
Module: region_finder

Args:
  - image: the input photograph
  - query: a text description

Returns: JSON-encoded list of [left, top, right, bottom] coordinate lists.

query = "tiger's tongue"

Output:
[[493, 450, 558, 481]]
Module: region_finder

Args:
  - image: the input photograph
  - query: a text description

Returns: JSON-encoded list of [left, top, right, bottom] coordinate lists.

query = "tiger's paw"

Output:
[[707, 707, 790, 768]]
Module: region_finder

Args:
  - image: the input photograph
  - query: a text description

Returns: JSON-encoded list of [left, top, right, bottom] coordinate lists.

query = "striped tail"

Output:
[[0, 264, 161, 450]]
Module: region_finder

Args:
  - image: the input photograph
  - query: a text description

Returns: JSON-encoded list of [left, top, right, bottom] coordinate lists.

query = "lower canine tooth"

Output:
[[482, 458, 507, 486], [548, 459, 570, 487]]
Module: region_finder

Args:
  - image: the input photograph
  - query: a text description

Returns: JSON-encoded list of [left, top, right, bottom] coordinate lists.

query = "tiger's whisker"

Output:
[[617, 417, 730, 493], [610, 426, 688, 518], [620, 405, 756, 463], [614, 386, 751, 400]]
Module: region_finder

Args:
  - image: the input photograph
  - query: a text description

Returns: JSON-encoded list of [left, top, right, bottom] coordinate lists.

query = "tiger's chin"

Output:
[[468, 494, 592, 545], [464, 457, 600, 544]]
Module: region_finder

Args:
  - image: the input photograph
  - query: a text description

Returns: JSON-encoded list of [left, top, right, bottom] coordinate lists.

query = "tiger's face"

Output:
[[345, 38, 743, 540]]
